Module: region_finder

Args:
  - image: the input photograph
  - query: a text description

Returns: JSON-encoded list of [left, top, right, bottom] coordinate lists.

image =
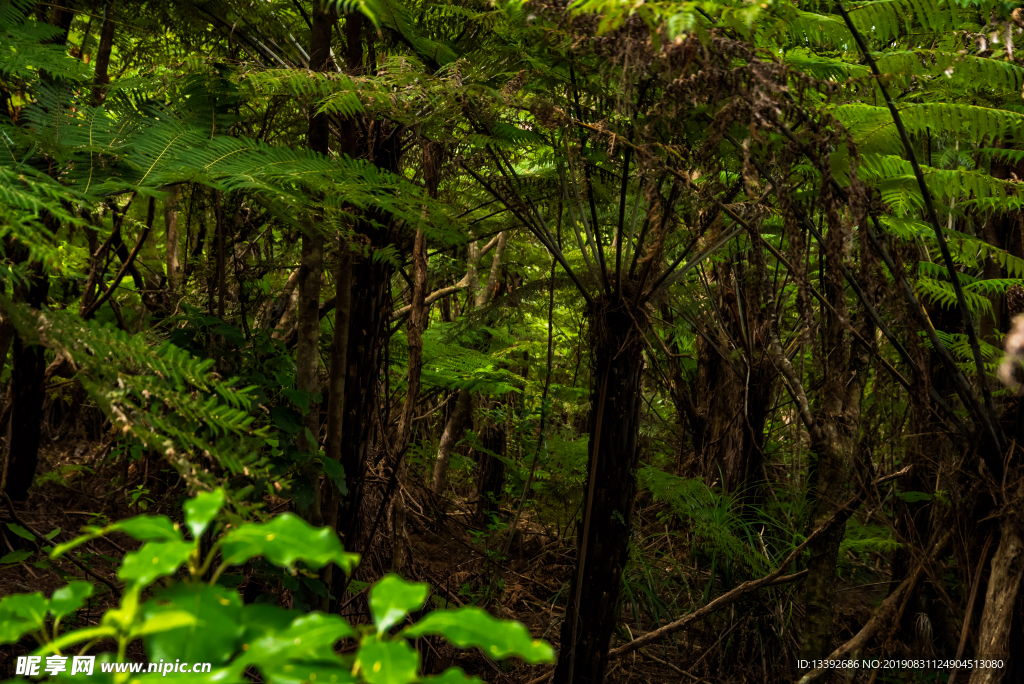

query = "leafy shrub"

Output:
[[0, 489, 553, 683]]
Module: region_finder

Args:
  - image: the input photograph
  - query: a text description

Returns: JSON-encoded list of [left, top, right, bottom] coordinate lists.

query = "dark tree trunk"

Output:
[[555, 296, 646, 684], [391, 227, 427, 573], [474, 413, 506, 526], [295, 0, 334, 526], [4, 248, 50, 502], [90, 5, 114, 106]]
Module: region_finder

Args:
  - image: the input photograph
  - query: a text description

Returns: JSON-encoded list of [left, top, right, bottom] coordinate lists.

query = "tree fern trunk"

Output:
[[555, 295, 646, 684], [969, 519, 1023, 684], [432, 388, 471, 495], [165, 185, 180, 294], [3, 243, 49, 502], [90, 6, 114, 106], [295, 0, 333, 526], [391, 227, 427, 573], [321, 244, 352, 608], [474, 407, 506, 527]]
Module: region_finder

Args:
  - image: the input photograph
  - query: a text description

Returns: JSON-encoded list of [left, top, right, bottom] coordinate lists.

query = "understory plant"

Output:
[[0, 489, 554, 683]]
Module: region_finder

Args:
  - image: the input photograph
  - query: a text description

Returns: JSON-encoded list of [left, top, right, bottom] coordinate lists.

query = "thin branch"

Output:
[[81, 215, 153, 320], [610, 467, 914, 659], [796, 528, 953, 684], [835, 0, 1002, 450], [459, 162, 593, 306]]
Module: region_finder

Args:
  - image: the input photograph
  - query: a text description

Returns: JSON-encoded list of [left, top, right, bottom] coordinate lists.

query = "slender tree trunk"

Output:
[[555, 295, 647, 684], [474, 408, 506, 526], [799, 279, 871, 661], [969, 519, 1024, 684], [2, 244, 50, 502], [431, 389, 471, 494], [391, 228, 427, 573], [90, 5, 114, 107], [165, 185, 180, 294], [320, 244, 352, 608], [0, 314, 14, 383], [294, 1, 334, 526]]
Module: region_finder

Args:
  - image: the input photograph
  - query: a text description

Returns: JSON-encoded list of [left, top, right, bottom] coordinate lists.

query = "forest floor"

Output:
[[0, 435, 686, 683], [2, 434, 884, 683]]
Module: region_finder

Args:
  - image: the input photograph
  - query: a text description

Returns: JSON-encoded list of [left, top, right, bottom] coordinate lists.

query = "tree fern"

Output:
[[638, 467, 770, 574], [1, 303, 269, 485]]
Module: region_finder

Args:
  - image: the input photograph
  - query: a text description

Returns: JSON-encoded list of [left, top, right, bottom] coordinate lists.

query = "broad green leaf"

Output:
[[256, 661, 356, 684], [184, 488, 225, 539], [118, 540, 194, 587], [0, 593, 47, 625], [35, 625, 118, 655], [243, 613, 355, 663], [321, 458, 348, 496], [1, 549, 33, 564], [144, 584, 243, 665], [239, 603, 298, 642], [6, 522, 34, 540], [50, 526, 105, 558], [111, 515, 184, 543], [132, 610, 198, 637], [418, 667, 485, 684], [220, 514, 358, 572], [403, 608, 554, 663], [0, 593, 47, 643], [356, 639, 420, 684], [370, 574, 428, 633], [49, 581, 94, 620]]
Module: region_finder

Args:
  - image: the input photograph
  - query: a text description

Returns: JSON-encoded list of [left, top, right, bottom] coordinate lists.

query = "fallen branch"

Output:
[[796, 529, 953, 684], [609, 467, 912, 659], [391, 273, 471, 321], [3, 492, 122, 598]]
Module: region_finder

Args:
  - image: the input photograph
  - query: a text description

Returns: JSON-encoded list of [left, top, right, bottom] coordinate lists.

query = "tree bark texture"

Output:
[[391, 227, 427, 573], [295, 1, 334, 526], [3, 251, 49, 502], [799, 286, 871, 660], [969, 519, 1023, 684], [165, 185, 180, 293], [474, 404, 506, 526], [431, 389, 471, 494], [555, 295, 647, 684], [90, 6, 115, 106], [320, 244, 353, 608]]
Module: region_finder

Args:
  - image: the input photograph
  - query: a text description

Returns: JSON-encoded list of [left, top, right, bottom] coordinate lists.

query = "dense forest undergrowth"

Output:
[[3, 0, 1024, 682]]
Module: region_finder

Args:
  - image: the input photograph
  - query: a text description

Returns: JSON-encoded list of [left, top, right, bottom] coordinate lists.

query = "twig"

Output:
[[834, 0, 1003, 454], [948, 533, 994, 684], [3, 492, 121, 597], [609, 468, 910, 659], [795, 530, 953, 684], [641, 648, 699, 680], [82, 217, 153, 320], [522, 668, 554, 684]]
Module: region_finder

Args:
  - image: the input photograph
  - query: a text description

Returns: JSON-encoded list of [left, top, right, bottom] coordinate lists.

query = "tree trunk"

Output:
[[474, 410, 506, 527], [294, 0, 334, 526], [3, 248, 49, 502], [165, 185, 180, 293], [799, 324, 870, 660], [90, 5, 115, 107], [391, 227, 427, 573], [432, 389, 471, 494], [320, 244, 352, 608], [555, 295, 646, 684], [969, 519, 1023, 684]]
